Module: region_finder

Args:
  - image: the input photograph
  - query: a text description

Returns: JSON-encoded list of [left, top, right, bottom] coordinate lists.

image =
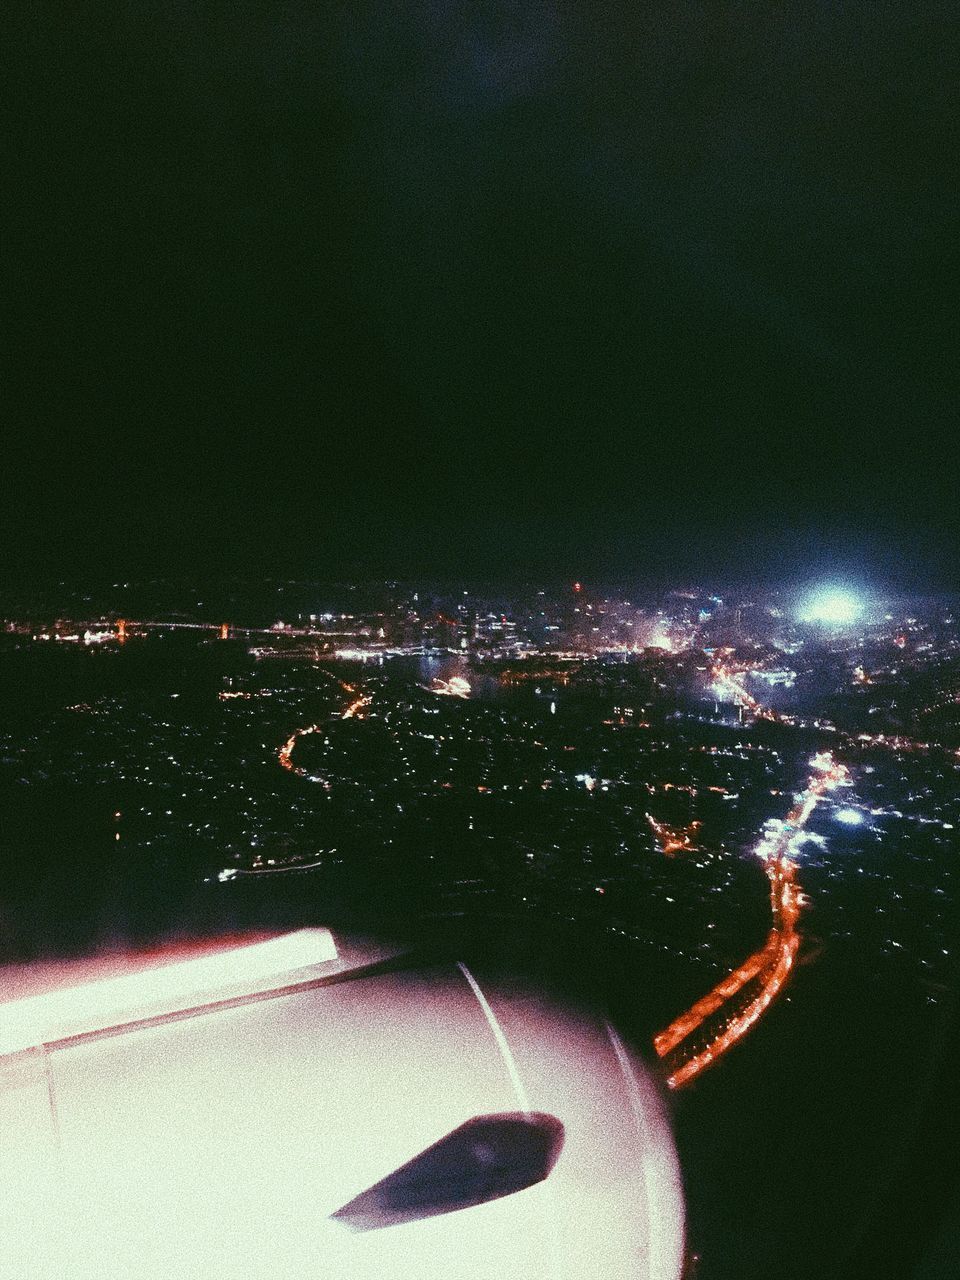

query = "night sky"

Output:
[[6, 2, 959, 587]]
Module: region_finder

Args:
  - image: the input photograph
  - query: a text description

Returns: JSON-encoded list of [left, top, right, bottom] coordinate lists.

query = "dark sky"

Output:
[[6, 2, 959, 587]]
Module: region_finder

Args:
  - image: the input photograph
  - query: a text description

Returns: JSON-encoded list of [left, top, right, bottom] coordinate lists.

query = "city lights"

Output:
[[3, 575, 958, 1212]]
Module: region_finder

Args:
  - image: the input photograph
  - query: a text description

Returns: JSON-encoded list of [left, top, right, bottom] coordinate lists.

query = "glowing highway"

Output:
[[658, 652, 856, 1086], [654, 751, 850, 1089]]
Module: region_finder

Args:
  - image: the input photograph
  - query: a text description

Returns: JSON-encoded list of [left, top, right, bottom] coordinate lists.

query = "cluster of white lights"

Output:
[[834, 807, 865, 826], [798, 589, 861, 626]]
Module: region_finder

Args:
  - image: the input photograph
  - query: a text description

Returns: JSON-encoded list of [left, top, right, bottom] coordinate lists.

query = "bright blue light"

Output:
[[835, 807, 864, 826]]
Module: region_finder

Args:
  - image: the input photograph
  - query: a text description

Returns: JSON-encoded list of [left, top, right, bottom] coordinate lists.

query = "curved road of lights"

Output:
[[277, 681, 371, 785], [654, 751, 850, 1089]]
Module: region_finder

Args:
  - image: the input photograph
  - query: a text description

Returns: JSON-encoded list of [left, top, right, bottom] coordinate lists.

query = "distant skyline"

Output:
[[6, 3, 959, 588]]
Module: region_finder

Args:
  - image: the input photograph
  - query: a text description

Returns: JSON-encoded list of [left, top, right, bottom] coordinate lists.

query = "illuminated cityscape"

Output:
[[3, 579, 957, 1008], [3, 570, 960, 1280], [6, 1, 959, 1274], [2, 575, 958, 1280]]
